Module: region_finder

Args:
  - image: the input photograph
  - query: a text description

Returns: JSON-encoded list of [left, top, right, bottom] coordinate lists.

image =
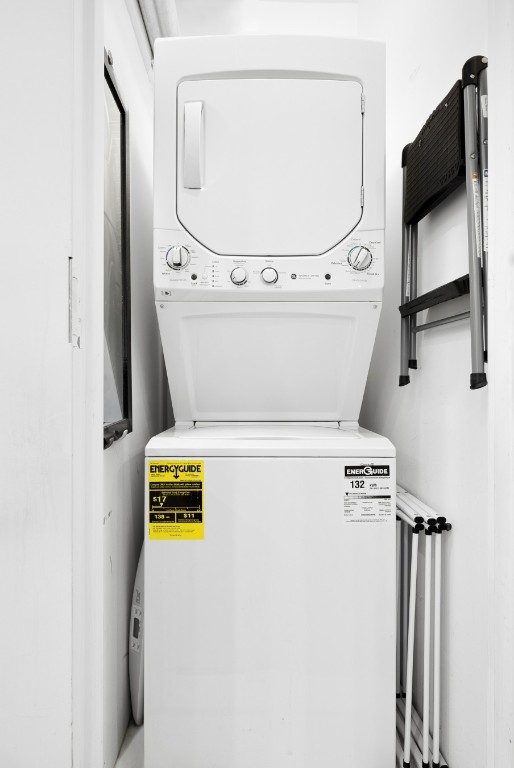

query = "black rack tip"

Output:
[[437, 516, 447, 524], [399, 375, 410, 387], [403, 762, 410, 768], [470, 372, 487, 390], [432, 763, 440, 768], [462, 55, 488, 88], [422, 762, 430, 768], [396, 692, 402, 698], [409, 359, 418, 369], [414, 516, 424, 524]]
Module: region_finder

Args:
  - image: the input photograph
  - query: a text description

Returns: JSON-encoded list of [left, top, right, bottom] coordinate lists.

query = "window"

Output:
[[104, 49, 132, 448]]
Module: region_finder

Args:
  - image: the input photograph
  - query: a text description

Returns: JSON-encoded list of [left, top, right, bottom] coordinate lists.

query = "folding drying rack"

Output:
[[396, 488, 452, 768], [399, 56, 488, 390]]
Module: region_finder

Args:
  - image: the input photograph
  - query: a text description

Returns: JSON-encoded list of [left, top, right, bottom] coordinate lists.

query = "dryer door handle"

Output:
[[183, 101, 204, 189]]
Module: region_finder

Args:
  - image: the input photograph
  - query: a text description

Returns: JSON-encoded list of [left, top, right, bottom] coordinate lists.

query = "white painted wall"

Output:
[[487, 2, 514, 764], [174, 0, 358, 36], [0, 3, 75, 765], [104, 1, 162, 766], [358, 2, 489, 766]]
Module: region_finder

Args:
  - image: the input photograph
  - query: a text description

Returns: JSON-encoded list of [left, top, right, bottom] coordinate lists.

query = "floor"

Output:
[[114, 723, 143, 768]]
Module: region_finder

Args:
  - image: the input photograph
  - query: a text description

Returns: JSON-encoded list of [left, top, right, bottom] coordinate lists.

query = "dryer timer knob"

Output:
[[347, 246, 372, 271], [166, 246, 190, 270], [231, 267, 248, 286]]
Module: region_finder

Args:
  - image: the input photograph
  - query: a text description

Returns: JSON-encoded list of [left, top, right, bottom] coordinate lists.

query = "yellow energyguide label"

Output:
[[148, 460, 204, 540]]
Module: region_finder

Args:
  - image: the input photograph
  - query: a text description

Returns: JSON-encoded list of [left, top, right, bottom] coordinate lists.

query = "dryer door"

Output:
[[177, 78, 363, 256]]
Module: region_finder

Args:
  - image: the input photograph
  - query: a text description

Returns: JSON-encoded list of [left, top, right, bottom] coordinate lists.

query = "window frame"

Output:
[[103, 49, 132, 449]]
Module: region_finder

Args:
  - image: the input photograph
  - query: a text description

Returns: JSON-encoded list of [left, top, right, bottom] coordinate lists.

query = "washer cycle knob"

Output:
[[230, 267, 248, 285], [166, 246, 190, 270], [347, 246, 372, 271], [261, 267, 278, 284]]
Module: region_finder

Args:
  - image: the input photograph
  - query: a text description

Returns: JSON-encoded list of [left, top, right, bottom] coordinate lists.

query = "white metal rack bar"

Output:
[[402, 521, 422, 766], [397, 518, 402, 698], [402, 521, 410, 696], [433, 527, 443, 768], [422, 529, 433, 767]]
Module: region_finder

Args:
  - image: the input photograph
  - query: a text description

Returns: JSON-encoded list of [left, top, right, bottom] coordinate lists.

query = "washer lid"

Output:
[[176, 77, 363, 256], [146, 425, 395, 458]]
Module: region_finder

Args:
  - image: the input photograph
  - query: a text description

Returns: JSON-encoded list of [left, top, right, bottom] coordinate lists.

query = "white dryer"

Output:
[[146, 34, 395, 768]]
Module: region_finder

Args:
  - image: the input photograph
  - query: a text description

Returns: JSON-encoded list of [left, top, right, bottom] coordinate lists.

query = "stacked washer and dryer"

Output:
[[145, 35, 396, 768]]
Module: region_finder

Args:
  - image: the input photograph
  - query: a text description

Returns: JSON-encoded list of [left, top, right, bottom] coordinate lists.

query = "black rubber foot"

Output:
[[409, 359, 418, 369], [422, 762, 430, 768], [403, 762, 410, 768], [432, 762, 440, 768], [484, 350, 488, 363], [470, 372, 487, 389], [399, 375, 410, 387], [396, 692, 401, 698]]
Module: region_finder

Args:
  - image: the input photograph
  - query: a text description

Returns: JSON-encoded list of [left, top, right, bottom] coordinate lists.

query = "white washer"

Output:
[[145, 424, 395, 768]]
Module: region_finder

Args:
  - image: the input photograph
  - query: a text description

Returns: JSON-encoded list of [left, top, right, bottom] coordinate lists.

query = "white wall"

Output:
[[174, 0, 358, 36], [358, 2, 489, 766], [0, 3, 75, 765], [104, 1, 162, 766], [487, 1, 514, 764]]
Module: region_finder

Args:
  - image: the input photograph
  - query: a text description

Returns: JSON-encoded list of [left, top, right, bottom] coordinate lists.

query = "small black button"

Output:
[[325, 274, 331, 280], [191, 274, 197, 281]]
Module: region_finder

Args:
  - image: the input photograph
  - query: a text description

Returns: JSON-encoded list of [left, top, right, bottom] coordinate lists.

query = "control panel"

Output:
[[154, 228, 384, 301]]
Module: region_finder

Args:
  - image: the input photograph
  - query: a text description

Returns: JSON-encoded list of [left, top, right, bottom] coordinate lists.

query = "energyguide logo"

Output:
[[344, 465, 390, 477]]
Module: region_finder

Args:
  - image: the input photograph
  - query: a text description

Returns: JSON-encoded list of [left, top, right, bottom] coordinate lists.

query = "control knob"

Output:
[[347, 246, 372, 271], [166, 246, 190, 270], [261, 267, 278, 284], [230, 267, 248, 286]]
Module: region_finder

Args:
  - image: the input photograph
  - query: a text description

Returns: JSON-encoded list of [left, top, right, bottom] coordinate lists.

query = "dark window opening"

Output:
[[104, 49, 132, 448]]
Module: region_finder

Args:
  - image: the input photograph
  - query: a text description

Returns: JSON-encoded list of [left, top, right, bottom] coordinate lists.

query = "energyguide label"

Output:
[[343, 464, 393, 523], [148, 460, 204, 540]]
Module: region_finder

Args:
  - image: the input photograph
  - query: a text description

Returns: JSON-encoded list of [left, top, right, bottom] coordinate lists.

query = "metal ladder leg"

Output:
[[462, 56, 488, 389], [478, 64, 489, 361], [400, 147, 412, 386], [409, 224, 418, 370]]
